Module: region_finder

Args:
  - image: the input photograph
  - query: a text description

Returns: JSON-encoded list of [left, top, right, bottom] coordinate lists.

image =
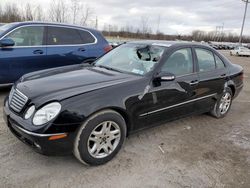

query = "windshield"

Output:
[[0, 23, 15, 36], [95, 43, 165, 75]]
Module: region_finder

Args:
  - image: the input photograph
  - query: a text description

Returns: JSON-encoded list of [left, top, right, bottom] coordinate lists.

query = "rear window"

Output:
[[78, 30, 95, 44], [47, 26, 82, 45], [215, 54, 225, 69]]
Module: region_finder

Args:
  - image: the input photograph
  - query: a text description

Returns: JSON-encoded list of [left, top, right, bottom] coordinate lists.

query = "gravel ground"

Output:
[[0, 51, 249, 188]]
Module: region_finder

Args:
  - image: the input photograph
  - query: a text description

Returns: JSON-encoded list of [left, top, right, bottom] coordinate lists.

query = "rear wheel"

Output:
[[74, 110, 126, 165], [210, 88, 233, 118]]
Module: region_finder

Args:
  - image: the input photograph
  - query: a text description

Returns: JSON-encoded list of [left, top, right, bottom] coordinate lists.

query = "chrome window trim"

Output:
[[13, 124, 67, 137], [139, 93, 217, 117], [0, 83, 13, 87], [0, 24, 97, 47]]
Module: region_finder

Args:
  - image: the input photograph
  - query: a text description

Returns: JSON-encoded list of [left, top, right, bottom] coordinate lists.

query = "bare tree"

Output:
[[0, 4, 2, 18], [140, 16, 150, 35], [80, 4, 93, 26], [49, 0, 68, 23], [1, 3, 23, 22], [156, 14, 161, 34], [34, 5, 44, 21], [71, 0, 81, 24], [24, 3, 33, 21]]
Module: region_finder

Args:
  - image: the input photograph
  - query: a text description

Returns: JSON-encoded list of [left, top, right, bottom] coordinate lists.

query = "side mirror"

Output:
[[0, 38, 15, 47], [154, 72, 176, 82]]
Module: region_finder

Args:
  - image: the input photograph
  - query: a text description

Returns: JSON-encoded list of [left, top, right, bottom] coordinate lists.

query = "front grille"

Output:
[[9, 89, 28, 113]]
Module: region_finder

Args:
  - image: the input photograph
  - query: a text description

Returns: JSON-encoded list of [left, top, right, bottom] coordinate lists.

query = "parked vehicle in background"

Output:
[[230, 46, 250, 57], [3, 41, 243, 165], [0, 22, 112, 86], [209, 44, 219, 50]]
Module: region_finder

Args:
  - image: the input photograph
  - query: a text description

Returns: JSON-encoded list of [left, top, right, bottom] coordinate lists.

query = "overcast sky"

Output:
[[1, 0, 250, 35]]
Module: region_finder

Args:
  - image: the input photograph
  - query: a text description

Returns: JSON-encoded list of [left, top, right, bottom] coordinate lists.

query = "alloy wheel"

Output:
[[219, 92, 232, 115], [87, 121, 121, 159]]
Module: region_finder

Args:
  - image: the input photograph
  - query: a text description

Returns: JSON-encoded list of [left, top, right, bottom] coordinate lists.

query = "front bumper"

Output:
[[3, 99, 77, 155]]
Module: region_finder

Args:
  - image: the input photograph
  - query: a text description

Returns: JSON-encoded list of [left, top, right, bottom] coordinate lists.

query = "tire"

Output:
[[210, 88, 233, 118], [74, 110, 126, 166]]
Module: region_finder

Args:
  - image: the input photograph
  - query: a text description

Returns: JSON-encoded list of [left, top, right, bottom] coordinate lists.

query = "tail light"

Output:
[[104, 45, 112, 53]]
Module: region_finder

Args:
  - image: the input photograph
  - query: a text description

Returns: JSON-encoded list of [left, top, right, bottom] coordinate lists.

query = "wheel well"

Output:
[[228, 85, 235, 97], [110, 107, 131, 136], [86, 107, 132, 137]]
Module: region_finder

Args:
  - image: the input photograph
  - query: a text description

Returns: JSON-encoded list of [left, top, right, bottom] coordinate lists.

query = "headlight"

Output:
[[24, 105, 35, 119], [33, 102, 61, 126]]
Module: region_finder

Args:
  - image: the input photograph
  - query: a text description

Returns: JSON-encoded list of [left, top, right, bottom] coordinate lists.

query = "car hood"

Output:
[[16, 65, 138, 103]]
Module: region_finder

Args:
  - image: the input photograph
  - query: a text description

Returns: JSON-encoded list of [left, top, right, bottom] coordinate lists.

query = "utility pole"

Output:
[[216, 25, 223, 41], [95, 16, 98, 30], [239, 0, 249, 45]]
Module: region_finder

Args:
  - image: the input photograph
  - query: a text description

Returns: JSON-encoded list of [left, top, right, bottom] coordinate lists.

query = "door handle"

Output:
[[78, 48, 86, 52], [33, 49, 44, 54], [220, 73, 226, 78], [189, 80, 199, 86]]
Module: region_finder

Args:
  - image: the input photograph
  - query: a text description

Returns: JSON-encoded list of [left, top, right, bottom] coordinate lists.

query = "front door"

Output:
[[140, 47, 199, 127], [0, 25, 46, 83]]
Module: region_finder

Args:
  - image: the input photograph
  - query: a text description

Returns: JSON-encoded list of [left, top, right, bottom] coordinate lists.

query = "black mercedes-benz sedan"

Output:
[[3, 41, 243, 165]]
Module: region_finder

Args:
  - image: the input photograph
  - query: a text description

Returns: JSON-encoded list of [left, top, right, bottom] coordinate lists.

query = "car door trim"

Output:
[[0, 24, 97, 47], [139, 93, 217, 117]]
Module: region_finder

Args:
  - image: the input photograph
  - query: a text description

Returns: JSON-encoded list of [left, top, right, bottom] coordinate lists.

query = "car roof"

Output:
[[128, 40, 209, 48], [8, 21, 97, 32]]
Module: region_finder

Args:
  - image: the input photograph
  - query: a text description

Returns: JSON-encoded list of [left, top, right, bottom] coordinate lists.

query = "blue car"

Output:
[[0, 22, 111, 86]]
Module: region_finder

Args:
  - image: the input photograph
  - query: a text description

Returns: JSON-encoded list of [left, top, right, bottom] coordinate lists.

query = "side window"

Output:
[[195, 48, 216, 72], [5, 26, 44, 46], [161, 48, 193, 76], [78, 30, 95, 44], [215, 54, 225, 69], [47, 27, 82, 45]]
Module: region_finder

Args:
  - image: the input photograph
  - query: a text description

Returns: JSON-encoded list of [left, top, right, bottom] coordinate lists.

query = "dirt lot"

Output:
[[0, 51, 249, 188]]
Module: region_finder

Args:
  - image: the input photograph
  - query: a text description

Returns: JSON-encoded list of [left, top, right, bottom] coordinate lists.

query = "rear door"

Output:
[[46, 26, 98, 67], [193, 47, 227, 112], [0, 25, 46, 83]]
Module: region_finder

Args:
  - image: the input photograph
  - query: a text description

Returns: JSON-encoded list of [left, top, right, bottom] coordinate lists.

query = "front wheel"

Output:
[[210, 88, 233, 118], [74, 110, 126, 165]]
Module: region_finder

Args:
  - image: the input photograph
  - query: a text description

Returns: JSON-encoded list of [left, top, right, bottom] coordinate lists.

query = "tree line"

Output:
[[0, 0, 94, 26], [103, 24, 250, 43], [0, 1, 249, 43]]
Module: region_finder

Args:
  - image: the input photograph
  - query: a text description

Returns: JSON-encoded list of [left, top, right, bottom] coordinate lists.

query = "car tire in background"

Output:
[[74, 110, 126, 165], [210, 87, 233, 119]]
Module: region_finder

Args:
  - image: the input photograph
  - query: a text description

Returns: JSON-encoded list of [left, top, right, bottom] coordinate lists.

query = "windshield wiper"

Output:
[[96, 65, 123, 73]]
